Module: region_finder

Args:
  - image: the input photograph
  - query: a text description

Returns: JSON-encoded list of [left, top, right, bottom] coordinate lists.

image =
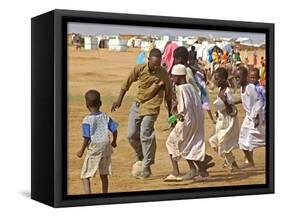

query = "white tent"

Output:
[[84, 36, 98, 50], [108, 38, 127, 52], [196, 43, 215, 61], [141, 41, 152, 52], [154, 40, 169, 53], [134, 39, 142, 48]]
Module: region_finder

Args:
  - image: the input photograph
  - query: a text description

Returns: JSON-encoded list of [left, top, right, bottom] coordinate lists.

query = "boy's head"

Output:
[[148, 48, 162, 72], [248, 68, 260, 85], [173, 46, 189, 65], [85, 89, 102, 110], [214, 67, 228, 88], [171, 64, 186, 85], [191, 45, 195, 51], [235, 66, 248, 87]]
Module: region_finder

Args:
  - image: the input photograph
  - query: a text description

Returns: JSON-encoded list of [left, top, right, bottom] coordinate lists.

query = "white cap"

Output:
[[171, 64, 186, 75]]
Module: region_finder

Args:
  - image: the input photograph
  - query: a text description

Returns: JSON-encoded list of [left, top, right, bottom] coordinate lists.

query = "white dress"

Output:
[[166, 83, 205, 161], [209, 88, 239, 155], [239, 84, 265, 151]]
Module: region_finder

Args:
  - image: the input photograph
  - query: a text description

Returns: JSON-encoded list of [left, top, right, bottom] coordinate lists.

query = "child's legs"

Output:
[[187, 160, 197, 172], [223, 151, 236, 166], [82, 178, 91, 194], [128, 102, 143, 161], [169, 155, 180, 176], [99, 156, 111, 193], [100, 175, 108, 193], [140, 114, 158, 169], [243, 150, 255, 165], [194, 160, 209, 177]]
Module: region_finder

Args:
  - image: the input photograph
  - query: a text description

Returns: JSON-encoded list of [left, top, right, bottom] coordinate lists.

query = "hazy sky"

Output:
[[68, 22, 266, 44]]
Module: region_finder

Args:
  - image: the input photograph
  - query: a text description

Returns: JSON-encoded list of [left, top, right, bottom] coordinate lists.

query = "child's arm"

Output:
[[111, 130, 118, 148], [76, 138, 90, 158], [164, 79, 173, 118], [78, 118, 91, 158], [207, 109, 216, 124], [108, 117, 119, 148]]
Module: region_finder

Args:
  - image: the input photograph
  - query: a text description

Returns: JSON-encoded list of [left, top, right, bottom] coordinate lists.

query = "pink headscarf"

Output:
[[162, 42, 179, 73]]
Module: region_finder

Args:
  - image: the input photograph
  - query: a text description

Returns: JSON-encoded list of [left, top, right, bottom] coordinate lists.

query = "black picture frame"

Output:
[[31, 9, 274, 207]]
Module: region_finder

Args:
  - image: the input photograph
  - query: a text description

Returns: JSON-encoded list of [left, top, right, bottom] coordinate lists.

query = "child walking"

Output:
[[165, 64, 213, 181], [209, 67, 240, 171], [76, 89, 118, 194], [235, 67, 265, 168]]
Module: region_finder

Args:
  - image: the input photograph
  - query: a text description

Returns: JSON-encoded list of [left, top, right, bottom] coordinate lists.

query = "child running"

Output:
[[209, 67, 240, 172], [76, 89, 118, 194], [248, 67, 266, 125], [170, 47, 215, 177], [235, 66, 265, 168], [165, 64, 213, 182]]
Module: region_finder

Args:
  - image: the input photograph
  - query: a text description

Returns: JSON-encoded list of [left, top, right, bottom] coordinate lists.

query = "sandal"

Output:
[[164, 174, 183, 182]]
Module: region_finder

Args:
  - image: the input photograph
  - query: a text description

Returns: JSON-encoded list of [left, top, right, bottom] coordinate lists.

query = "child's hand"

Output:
[[212, 147, 218, 153], [254, 115, 260, 128], [214, 111, 218, 118], [171, 103, 178, 114], [111, 141, 117, 148], [176, 114, 184, 122], [76, 149, 84, 158]]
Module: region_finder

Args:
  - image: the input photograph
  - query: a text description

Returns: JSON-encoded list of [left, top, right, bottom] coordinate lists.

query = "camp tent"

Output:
[[84, 36, 98, 50], [108, 37, 128, 52]]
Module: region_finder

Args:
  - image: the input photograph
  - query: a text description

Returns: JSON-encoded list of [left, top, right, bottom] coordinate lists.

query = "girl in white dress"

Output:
[[235, 67, 265, 168], [209, 67, 240, 171]]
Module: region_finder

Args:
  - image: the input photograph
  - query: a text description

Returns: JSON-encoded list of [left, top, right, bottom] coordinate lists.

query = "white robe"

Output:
[[239, 84, 265, 151], [166, 83, 205, 161], [209, 88, 239, 155]]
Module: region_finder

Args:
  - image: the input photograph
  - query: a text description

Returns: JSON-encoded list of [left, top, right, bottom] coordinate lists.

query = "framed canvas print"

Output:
[[31, 9, 274, 207]]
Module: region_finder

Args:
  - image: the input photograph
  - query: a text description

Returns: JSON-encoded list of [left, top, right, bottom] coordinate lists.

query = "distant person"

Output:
[[188, 45, 197, 63], [253, 50, 257, 66], [77, 90, 118, 194], [259, 57, 266, 86], [73, 33, 82, 51], [111, 48, 172, 179], [243, 49, 249, 65]]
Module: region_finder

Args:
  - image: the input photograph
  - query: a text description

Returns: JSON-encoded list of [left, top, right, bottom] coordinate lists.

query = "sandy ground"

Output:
[[67, 46, 266, 195]]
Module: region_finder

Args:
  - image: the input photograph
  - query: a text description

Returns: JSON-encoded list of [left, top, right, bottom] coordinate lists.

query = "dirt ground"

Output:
[[67, 46, 266, 195]]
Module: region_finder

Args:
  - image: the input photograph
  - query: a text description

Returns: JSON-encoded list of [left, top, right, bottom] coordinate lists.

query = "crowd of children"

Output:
[[76, 45, 266, 194]]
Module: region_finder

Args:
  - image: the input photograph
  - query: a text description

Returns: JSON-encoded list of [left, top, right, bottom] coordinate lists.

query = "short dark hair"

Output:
[[250, 67, 260, 78], [215, 67, 228, 80], [237, 66, 248, 77], [149, 48, 162, 58], [173, 46, 189, 61], [191, 45, 195, 51], [85, 89, 101, 108]]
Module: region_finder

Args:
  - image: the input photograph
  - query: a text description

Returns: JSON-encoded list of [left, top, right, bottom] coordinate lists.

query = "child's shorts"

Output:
[[80, 154, 111, 179]]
